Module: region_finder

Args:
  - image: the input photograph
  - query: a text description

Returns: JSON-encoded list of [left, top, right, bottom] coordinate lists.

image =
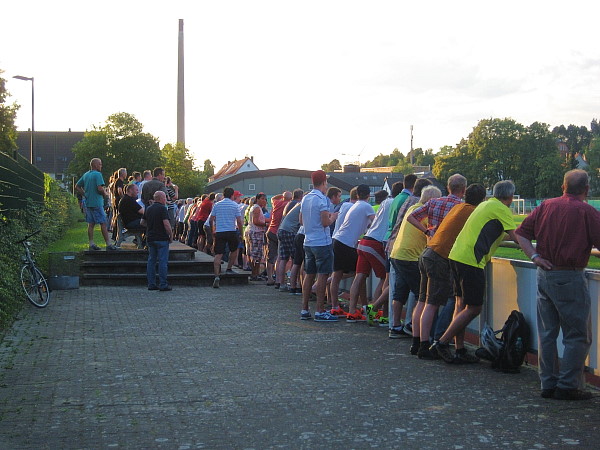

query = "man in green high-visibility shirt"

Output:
[[430, 180, 519, 363]]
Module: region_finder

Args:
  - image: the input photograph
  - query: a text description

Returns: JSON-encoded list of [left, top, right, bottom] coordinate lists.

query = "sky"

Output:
[[2, 1, 600, 173]]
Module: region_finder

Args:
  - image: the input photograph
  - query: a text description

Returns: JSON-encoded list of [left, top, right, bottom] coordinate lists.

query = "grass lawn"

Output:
[[45, 218, 108, 254], [493, 215, 600, 270]]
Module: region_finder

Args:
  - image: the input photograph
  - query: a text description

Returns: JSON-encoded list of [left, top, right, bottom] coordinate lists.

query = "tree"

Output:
[[0, 70, 19, 155], [414, 148, 435, 167], [67, 112, 163, 180], [203, 159, 215, 177], [392, 159, 414, 174], [161, 142, 206, 198], [552, 124, 592, 168], [321, 158, 342, 172], [586, 137, 600, 195], [433, 119, 565, 197]]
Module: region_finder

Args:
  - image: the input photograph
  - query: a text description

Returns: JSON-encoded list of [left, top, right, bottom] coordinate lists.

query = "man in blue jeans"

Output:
[[299, 170, 339, 321], [142, 191, 173, 292]]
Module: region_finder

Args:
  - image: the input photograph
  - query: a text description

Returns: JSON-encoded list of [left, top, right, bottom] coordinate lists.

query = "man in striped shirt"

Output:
[[210, 187, 243, 288]]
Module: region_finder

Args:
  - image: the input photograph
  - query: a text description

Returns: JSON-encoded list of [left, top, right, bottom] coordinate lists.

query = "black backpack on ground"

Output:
[[476, 310, 531, 373]]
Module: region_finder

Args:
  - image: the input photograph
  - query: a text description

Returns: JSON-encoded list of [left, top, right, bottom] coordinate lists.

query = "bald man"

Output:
[[75, 158, 120, 251], [141, 190, 173, 291], [517, 169, 600, 401]]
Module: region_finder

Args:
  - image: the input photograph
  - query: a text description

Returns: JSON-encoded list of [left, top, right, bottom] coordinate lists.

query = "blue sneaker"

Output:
[[314, 311, 339, 322], [300, 310, 312, 320]]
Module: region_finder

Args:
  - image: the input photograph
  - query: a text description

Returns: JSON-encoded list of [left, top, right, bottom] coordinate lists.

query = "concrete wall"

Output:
[[484, 258, 600, 376]]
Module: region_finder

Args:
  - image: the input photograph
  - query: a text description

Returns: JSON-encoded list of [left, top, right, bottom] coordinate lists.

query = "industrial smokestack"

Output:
[[177, 19, 185, 145]]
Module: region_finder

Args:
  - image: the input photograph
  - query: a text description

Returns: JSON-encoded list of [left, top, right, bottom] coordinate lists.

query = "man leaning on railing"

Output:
[[516, 169, 600, 401]]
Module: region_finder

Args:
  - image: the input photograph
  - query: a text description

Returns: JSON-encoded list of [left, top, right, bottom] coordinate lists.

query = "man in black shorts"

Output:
[[209, 187, 243, 288]]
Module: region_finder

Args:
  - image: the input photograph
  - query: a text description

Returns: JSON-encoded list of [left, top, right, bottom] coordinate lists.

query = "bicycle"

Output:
[[16, 230, 50, 308]]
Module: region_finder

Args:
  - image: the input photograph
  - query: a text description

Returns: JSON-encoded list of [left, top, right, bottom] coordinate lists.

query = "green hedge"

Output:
[[0, 174, 77, 331]]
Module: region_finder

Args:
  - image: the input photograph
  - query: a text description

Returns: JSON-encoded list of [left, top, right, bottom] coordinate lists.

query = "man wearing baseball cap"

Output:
[[299, 170, 339, 321]]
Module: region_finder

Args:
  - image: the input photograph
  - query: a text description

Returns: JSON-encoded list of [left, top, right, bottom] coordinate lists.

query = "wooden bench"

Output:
[[115, 215, 145, 249]]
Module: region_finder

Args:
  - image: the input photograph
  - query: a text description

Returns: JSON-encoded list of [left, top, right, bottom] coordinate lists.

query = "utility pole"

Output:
[[410, 125, 414, 165], [177, 19, 185, 145]]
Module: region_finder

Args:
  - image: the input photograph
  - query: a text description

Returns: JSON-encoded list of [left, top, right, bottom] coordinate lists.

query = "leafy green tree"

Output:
[[0, 70, 19, 156], [552, 124, 592, 168], [321, 158, 342, 172], [414, 148, 435, 167], [392, 159, 414, 174], [586, 137, 600, 195], [67, 112, 163, 180], [203, 159, 215, 177], [162, 142, 206, 198], [433, 119, 564, 197]]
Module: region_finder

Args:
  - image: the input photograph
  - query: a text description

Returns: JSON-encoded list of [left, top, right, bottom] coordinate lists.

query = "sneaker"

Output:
[[148, 286, 159, 291], [300, 310, 312, 320], [212, 277, 220, 289], [89, 243, 101, 251], [274, 283, 280, 289], [453, 349, 479, 364], [374, 310, 384, 321], [552, 388, 593, 401], [403, 323, 413, 334], [388, 327, 411, 339], [106, 244, 121, 251], [378, 316, 389, 327], [225, 268, 235, 274], [365, 305, 377, 326], [430, 342, 454, 363], [346, 311, 366, 323], [329, 306, 347, 318], [417, 345, 438, 360], [294, 288, 303, 296], [314, 311, 339, 322]]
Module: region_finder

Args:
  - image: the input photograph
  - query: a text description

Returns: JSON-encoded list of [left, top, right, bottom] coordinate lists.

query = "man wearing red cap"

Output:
[[299, 170, 339, 321]]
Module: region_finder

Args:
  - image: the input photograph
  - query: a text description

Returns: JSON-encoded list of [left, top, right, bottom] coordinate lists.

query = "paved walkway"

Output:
[[0, 283, 598, 449]]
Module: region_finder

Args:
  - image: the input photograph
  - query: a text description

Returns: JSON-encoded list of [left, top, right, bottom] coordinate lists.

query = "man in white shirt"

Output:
[[328, 185, 375, 319]]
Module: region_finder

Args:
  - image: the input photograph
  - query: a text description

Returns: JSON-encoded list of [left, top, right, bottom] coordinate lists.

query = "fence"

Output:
[[0, 151, 44, 214]]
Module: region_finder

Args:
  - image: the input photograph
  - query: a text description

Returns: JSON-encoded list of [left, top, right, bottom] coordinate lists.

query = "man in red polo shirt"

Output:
[[516, 169, 600, 401], [266, 191, 292, 287]]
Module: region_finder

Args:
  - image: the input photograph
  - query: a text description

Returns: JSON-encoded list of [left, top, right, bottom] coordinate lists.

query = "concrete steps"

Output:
[[80, 241, 249, 287]]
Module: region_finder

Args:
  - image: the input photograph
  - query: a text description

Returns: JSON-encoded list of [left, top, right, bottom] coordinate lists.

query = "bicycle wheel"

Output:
[[20, 265, 50, 308]]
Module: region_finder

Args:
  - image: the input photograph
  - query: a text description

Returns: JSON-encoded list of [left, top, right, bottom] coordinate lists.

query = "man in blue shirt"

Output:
[[75, 158, 119, 251], [299, 170, 339, 322]]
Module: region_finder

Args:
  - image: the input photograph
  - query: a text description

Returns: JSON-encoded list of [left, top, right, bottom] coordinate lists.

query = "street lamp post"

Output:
[[13, 75, 35, 164]]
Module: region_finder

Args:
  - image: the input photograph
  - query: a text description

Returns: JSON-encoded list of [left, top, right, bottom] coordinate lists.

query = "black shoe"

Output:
[[159, 286, 172, 292], [409, 343, 419, 356], [417, 342, 437, 360], [148, 286, 159, 291], [541, 388, 556, 399], [430, 342, 454, 363], [274, 283, 280, 289], [225, 269, 235, 274], [453, 349, 479, 364], [552, 388, 593, 401]]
